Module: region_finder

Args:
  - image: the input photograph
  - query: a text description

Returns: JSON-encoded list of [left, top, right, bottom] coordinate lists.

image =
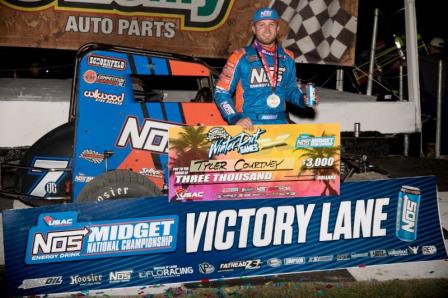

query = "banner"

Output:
[[0, 0, 358, 65], [168, 123, 340, 202], [3, 176, 447, 296], [273, 0, 358, 65]]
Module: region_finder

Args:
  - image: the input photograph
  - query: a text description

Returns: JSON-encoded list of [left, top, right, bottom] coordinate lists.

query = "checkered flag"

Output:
[[272, 0, 358, 65]]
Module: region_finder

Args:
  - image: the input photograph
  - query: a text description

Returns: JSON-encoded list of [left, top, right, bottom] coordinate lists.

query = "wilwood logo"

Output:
[[3, 0, 235, 30], [84, 89, 125, 105]]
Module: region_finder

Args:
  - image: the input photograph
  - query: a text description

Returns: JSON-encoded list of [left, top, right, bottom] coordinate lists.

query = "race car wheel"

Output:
[[76, 170, 162, 203]]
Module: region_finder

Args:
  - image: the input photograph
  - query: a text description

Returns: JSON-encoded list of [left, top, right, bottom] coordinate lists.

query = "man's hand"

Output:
[[236, 117, 254, 130], [304, 89, 320, 107]]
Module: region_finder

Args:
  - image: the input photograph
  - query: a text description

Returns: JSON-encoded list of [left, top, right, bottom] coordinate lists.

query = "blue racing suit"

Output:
[[215, 43, 305, 124]]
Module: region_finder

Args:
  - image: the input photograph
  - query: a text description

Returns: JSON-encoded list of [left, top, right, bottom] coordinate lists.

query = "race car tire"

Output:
[[76, 169, 162, 203]]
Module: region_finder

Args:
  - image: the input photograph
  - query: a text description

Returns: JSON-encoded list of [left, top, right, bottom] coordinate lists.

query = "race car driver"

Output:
[[214, 7, 317, 130]]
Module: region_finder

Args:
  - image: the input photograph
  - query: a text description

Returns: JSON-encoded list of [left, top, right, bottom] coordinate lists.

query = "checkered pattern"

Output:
[[272, 0, 357, 65]]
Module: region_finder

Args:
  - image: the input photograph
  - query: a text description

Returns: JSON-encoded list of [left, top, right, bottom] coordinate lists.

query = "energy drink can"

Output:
[[306, 83, 316, 107], [396, 186, 421, 242], [354, 122, 360, 138]]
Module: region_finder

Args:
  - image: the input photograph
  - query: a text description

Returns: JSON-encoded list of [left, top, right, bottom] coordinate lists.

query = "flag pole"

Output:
[[366, 8, 379, 96]]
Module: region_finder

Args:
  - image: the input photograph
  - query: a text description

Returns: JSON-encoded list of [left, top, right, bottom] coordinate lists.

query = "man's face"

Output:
[[252, 19, 279, 46]]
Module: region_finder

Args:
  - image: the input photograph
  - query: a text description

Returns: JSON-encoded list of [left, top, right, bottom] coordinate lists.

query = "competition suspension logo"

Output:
[[25, 211, 178, 264], [207, 127, 266, 159], [1, 0, 235, 30]]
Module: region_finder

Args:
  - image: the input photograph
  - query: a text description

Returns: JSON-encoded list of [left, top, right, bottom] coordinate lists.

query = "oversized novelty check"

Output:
[[168, 123, 340, 202]]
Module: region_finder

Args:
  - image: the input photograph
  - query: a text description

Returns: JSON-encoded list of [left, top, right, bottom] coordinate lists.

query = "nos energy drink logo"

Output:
[[25, 211, 178, 264], [295, 134, 335, 148]]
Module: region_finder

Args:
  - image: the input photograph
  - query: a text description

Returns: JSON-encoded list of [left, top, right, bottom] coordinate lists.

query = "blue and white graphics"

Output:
[[25, 211, 178, 264], [396, 186, 421, 242]]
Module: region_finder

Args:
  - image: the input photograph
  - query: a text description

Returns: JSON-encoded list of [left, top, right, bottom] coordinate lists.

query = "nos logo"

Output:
[[401, 195, 417, 232], [31, 227, 89, 256], [116, 117, 174, 153], [250, 67, 285, 85]]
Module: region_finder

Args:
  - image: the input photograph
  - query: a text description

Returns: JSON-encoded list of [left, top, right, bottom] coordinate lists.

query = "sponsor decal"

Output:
[[422, 245, 437, 255], [207, 128, 266, 158], [70, 273, 102, 286], [87, 55, 126, 70], [308, 255, 333, 262], [336, 253, 350, 261], [317, 175, 337, 180], [116, 117, 174, 153], [74, 173, 95, 183], [43, 215, 73, 227], [28, 158, 70, 198], [296, 134, 335, 149], [220, 102, 235, 115], [387, 249, 409, 256], [25, 212, 179, 264], [218, 193, 238, 199], [83, 69, 97, 83], [175, 188, 204, 200], [369, 250, 387, 258], [267, 258, 282, 267], [19, 277, 63, 289], [249, 67, 285, 87], [138, 265, 194, 279], [350, 252, 369, 259], [79, 149, 104, 164], [109, 270, 132, 283], [222, 187, 239, 193], [139, 167, 164, 178], [241, 187, 254, 193], [84, 89, 125, 105], [198, 262, 215, 274], [83, 70, 125, 86], [4, 0, 234, 30], [218, 260, 262, 271], [283, 257, 306, 265], [207, 127, 229, 141], [408, 246, 419, 255]]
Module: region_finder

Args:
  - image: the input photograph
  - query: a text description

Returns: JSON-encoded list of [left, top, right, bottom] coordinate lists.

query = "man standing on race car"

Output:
[[214, 7, 317, 130]]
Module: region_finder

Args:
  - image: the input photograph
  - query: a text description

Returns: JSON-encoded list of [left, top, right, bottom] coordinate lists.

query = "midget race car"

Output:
[[0, 44, 228, 206]]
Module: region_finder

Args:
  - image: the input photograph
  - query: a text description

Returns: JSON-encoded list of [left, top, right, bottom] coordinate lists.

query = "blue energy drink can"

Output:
[[306, 83, 316, 107], [396, 186, 421, 242]]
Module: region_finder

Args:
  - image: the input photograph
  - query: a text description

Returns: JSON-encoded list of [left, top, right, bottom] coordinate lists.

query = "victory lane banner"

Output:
[[168, 123, 340, 202], [3, 176, 447, 296]]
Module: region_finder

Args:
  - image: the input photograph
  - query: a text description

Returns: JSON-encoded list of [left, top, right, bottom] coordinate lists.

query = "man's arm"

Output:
[[214, 49, 246, 124], [283, 50, 305, 107]]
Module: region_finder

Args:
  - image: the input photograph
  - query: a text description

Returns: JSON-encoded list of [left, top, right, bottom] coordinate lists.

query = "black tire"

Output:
[[76, 170, 162, 203]]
